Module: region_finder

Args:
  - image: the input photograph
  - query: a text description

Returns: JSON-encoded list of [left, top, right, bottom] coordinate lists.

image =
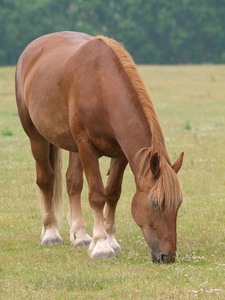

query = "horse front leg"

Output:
[[77, 134, 115, 259], [104, 154, 128, 253], [66, 152, 92, 247]]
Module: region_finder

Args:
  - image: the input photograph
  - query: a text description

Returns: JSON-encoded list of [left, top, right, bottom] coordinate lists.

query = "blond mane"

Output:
[[94, 35, 182, 211], [95, 35, 170, 162]]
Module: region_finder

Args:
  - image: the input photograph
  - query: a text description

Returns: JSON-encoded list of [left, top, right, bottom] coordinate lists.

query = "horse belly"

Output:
[[88, 132, 122, 157], [32, 112, 77, 152], [28, 90, 77, 152], [43, 127, 77, 152]]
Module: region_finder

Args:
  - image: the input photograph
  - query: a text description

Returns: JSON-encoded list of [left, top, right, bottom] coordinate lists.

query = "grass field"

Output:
[[0, 65, 224, 299]]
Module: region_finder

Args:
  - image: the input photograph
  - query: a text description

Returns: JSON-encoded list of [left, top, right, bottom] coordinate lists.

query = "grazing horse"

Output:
[[15, 31, 184, 263]]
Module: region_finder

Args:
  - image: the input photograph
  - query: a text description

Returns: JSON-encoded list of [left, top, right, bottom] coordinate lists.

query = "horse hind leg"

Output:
[[66, 152, 92, 247], [31, 138, 63, 246]]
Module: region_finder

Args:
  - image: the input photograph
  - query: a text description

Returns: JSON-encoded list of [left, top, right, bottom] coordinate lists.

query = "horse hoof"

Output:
[[41, 238, 63, 246], [92, 252, 117, 260], [114, 247, 123, 254], [74, 240, 92, 247]]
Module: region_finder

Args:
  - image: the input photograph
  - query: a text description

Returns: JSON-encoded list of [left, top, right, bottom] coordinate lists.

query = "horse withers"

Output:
[[15, 31, 183, 263]]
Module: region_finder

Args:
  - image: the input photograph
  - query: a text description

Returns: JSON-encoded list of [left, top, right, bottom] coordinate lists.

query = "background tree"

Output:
[[0, 0, 224, 65]]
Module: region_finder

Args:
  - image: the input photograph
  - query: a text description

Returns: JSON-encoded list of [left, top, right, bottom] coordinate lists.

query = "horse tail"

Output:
[[49, 145, 63, 225]]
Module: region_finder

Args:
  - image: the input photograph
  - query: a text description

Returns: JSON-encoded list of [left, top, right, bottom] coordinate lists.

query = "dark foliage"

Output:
[[0, 0, 224, 65]]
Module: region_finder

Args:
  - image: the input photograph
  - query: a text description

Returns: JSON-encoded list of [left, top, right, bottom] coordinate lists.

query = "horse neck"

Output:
[[115, 103, 171, 187], [109, 93, 153, 180], [105, 80, 169, 185], [120, 129, 152, 179], [88, 37, 169, 181]]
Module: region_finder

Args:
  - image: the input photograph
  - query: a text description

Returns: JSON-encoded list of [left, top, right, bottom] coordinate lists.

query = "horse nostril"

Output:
[[161, 254, 168, 263], [161, 254, 175, 264]]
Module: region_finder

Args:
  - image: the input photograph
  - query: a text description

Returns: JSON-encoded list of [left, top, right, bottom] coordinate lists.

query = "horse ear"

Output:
[[150, 152, 160, 178], [172, 152, 184, 173]]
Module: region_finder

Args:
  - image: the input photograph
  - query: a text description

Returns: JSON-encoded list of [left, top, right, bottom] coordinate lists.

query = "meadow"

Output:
[[0, 65, 224, 299]]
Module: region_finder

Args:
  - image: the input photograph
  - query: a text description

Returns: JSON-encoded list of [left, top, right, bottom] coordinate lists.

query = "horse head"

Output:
[[132, 152, 184, 263]]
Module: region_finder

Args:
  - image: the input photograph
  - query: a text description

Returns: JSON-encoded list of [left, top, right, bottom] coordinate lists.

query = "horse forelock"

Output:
[[134, 148, 182, 213], [149, 157, 183, 213]]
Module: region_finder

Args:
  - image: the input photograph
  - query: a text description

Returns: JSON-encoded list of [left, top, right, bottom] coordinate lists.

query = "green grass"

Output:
[[184, 120, 191, 130], [1, 127, 13, 136], [0, 65, 225, 299]]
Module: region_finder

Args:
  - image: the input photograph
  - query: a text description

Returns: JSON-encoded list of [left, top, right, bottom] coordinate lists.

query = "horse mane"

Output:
[[94, 35, 182, 211], [95, 35, 170, 160]]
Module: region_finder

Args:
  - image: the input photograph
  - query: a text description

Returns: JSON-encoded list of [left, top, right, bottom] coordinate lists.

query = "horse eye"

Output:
[[152, 201, 161, 211]]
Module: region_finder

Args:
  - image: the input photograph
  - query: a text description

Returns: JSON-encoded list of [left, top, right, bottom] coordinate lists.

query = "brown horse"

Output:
[[15, 31, 184, 263]]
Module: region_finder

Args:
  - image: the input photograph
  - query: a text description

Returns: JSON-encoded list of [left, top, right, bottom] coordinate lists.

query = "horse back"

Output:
[[16, 31, 92, 101]]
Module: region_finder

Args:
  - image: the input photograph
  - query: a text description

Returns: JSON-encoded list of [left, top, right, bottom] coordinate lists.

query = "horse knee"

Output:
[[89, 190, 106, 209], [36, 169, 54, 192], [106, 187, 121, 205], [66, 172, 83, 196]]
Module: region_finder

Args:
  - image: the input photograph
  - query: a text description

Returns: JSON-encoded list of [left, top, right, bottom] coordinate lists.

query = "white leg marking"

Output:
[[88, 217, 115, 259], [89, 238, 115, 259], [41, 225, 63, 246], [70, 221, 92, 247], [107, 234, 122, 253]]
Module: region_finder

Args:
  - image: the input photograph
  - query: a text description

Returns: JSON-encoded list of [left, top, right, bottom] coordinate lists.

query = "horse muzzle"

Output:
[[151, 250, 176, 264]]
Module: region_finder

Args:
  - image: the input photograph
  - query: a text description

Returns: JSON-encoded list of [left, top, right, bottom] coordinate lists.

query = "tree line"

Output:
[[0, 0, 224, 66]]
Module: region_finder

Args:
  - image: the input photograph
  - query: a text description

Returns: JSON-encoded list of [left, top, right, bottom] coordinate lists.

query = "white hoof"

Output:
[[72, 235, 92, 247], [107, 235, 122, 253], [70, 228, 92, 247], [41, 226, 63, 246], [89, 239, 115, 259]]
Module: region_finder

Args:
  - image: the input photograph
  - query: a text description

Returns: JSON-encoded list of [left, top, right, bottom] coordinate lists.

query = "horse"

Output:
[[15, 31, 184, 263]]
